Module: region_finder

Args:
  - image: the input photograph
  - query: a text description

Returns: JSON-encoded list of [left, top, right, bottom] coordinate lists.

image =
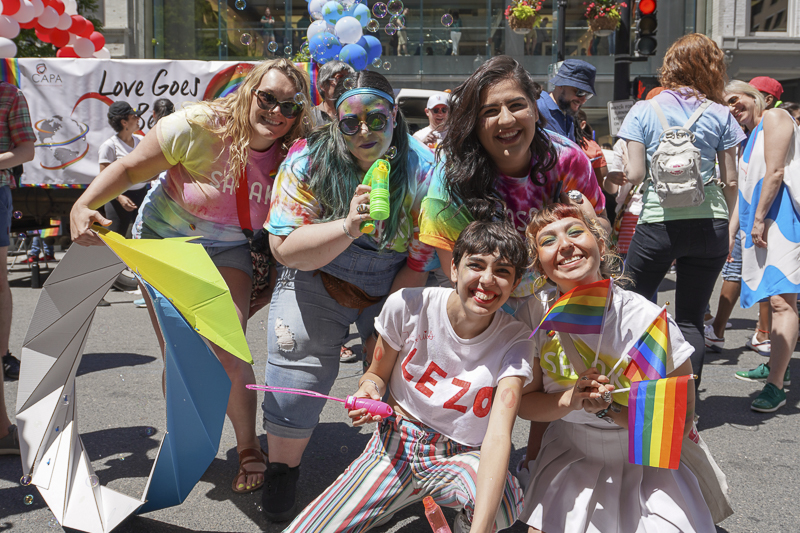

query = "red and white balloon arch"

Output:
[[0, 0, 110, 59]]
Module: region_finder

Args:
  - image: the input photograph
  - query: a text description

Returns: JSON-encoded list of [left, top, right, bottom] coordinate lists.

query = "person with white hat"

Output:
[[413, 92, 450, 149]]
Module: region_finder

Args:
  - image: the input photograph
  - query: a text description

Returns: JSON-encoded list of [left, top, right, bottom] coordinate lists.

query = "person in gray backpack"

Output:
[[616, 34, 745, 394]]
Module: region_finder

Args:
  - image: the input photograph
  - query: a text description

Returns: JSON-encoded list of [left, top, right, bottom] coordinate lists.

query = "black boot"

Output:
[[262, 462, 300, 522]]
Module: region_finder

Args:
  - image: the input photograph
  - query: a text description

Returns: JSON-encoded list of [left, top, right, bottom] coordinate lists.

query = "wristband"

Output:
[[342, 221, 358, 240]]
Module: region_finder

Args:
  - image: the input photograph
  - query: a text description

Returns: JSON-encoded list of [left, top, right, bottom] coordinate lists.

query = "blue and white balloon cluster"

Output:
[[306, 0, 382, 70]]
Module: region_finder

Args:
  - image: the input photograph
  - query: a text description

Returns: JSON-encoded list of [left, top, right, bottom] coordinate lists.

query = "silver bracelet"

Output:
[[342, 221, 358, 240], [360, 379, 381, 394]]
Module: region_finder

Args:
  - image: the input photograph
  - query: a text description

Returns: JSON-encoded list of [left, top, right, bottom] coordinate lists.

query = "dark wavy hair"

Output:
[[438, 55, 558, 217], [298, 70, 410, 249]]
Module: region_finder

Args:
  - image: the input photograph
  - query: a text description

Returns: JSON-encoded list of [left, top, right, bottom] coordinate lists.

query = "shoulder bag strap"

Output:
[[234, 168, 254, 240], [648, 99, 671, 131], [682, 99, 712, 131]]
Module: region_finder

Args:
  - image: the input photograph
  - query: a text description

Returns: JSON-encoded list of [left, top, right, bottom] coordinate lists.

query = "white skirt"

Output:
[[520, 420, 716, 533]]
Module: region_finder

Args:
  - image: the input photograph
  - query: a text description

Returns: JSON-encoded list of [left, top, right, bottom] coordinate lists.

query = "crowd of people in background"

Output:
[[1, 31, 799, 533]]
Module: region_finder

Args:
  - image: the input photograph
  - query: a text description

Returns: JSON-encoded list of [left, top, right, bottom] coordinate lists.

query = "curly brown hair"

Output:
[[658, 34, 727, 104]]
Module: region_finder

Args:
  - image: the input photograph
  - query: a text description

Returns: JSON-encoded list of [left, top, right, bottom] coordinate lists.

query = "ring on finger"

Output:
[[580, 376, 590, 381], [356, 204, 369, 214], [603, 391, 612, 403]]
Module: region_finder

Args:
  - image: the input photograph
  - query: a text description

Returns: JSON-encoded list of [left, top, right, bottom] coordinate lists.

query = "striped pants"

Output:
[[283, 416, 523, 533]]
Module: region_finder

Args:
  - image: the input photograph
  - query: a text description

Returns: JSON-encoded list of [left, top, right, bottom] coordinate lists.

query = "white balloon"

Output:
[[37, 5, 59, 28], [0, 15, 20, 39], [73, 36, 94, 57], [306, 19, 333, 40], [0, 37, 17, 58], [308, 0, 326, 18], [67, 32, 76, 45], [93, 46, 110, 59], [31, 0, 43, 17], [334, 15, 362, 44], [56, 12, 71, 30], [64, 0, 77, 15], [11, 1, 35, 24]]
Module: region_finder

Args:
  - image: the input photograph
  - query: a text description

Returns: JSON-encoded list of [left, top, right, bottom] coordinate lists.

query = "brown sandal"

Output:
[[232, 447, 268, 494]]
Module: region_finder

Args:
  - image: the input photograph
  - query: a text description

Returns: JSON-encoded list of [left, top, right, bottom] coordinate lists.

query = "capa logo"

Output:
[[32, 64, 63, 85]]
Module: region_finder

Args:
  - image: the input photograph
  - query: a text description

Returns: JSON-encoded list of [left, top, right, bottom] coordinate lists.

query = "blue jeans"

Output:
[[263, 266, 389, 439], [624, 219, 729, 389]]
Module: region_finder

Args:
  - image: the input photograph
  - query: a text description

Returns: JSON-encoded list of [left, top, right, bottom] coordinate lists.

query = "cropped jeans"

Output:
[[623, 218, 729, 390]]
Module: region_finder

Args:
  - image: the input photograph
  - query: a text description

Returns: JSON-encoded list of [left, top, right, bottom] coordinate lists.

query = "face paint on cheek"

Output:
[[501, 388, 517, 409]]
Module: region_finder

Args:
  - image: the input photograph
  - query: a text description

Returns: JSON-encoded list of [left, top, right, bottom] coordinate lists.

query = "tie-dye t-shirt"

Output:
[[140, 105, 282, 244], [419, 132, 604, 297], [617, 90, 746, 224], [266, 135, 438, 272]]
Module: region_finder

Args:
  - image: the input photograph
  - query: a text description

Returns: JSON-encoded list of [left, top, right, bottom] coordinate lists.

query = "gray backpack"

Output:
[[648, 99, 712, 208]]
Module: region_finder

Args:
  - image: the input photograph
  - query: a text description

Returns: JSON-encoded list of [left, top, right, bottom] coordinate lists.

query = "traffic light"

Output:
[[634, 0, 657, 56]]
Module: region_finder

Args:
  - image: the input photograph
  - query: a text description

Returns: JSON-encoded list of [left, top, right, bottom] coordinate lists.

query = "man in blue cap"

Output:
[[536, 59, 596, 142]]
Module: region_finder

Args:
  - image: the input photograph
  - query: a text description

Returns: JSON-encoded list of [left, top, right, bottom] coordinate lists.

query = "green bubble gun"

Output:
[[359, 158, 391, 234]]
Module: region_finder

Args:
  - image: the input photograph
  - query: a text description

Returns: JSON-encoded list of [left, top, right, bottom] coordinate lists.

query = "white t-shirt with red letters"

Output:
[[375, 287, 534, 447]]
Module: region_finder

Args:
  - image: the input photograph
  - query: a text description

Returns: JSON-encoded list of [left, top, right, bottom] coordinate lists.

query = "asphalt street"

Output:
[[1, 249, 798, 533]]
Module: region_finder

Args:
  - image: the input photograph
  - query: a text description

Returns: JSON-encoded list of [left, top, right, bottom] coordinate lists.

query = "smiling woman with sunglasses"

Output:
[[261, 70, 438, 521], [69, 59, 310, 497]]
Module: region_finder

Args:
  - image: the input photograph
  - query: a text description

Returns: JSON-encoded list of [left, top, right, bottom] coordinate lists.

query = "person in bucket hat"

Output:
[[536, 59, 597, 142]]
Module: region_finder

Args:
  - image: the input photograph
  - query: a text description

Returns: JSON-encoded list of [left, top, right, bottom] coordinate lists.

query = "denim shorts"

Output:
[[0, 186, 12, 247], [720, 233, 742, 282], [262, 266, 387, 439], [138, 220, 253, 280]]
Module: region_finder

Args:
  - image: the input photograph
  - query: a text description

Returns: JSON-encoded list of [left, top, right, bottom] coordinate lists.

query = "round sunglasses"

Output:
[[338, 112, 390, 136], [252, 89, 303, 119]]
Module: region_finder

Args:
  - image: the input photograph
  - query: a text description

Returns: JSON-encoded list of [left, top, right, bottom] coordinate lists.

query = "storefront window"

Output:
[[750, 0, 789, 32]]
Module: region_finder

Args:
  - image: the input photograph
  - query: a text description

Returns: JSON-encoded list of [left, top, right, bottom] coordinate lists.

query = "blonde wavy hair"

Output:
[[189, 59, 310, 187], [724, 80, 767, 118]]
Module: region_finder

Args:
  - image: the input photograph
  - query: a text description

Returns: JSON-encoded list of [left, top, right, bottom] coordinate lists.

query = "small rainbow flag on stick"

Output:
[[628, 375, 690, 469], [623, 307, 669, 381], [531, 278, 611, 336]]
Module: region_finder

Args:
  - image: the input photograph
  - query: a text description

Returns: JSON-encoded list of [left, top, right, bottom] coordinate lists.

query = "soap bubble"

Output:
[[235, 0, 246, 9], [294, 93, 306, 105], [303, 117, 311, 126], [48, 518, 59, 528], [24, 494, 34, 505], [387, 0, 403, 15], [390, 14, 405, 28], [119, 456, 125, 461], [20, 475, 32, 486], [268, 41, 278, 53], [343, 77, 356, 89], [284, 45, 292, 55], [382, 60, 392, 70], [240, 33, 252, 46], [441, 13, 453, 26], [86, 475, 99, 487], [372, 2, 387, 18], [372, 57, 382, 67], [340, 446, 348, 454], [384, 146, 397, 159], [144, 427, 155, 436], [384, 24, 396, 36], [366, 19, 379, 32], [12, 210, 22, 219]]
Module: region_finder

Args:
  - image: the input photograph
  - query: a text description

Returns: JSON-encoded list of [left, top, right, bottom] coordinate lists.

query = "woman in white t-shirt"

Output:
[[98, 101, 145, 238], [283, 219, 534, 533], [517, 203, 716, 533]]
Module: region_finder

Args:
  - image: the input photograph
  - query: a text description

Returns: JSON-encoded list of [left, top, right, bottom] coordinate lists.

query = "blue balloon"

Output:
[[322, 1, 345, 25], [357, 35, 382, 63], [309, 31, 342, 63], [349, 3, 371, 26], [339, 43, 368, 71]]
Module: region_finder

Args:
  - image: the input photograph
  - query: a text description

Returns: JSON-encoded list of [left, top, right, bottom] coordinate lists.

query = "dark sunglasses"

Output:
[[338, 112, 390, 136], [575, 89, 593, 100], [252, 89, 303, 119], [430, 106, 448, 114], [726, 95, 741, 107]]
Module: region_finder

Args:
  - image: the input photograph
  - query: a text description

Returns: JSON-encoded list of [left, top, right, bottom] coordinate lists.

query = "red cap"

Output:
[[749, 76, 783, 100]]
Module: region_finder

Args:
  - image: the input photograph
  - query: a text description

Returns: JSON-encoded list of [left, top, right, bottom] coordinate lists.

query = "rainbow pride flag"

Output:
[[628, 375, 690, 469], [531, 278, 610, 336], [624, 308, 669, 381], [1, 58, 20, 87]]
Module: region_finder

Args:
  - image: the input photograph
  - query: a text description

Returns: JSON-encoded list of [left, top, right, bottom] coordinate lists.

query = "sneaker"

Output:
[[262, 462, 300, 522], [703, 324, 725, 352], [703, 315, 732, 329], [21, 256, 39, 264], [0, 425, 20, 455], [453, 509, 472, 533], [751, 382, 787, 413], [133, 298, 147, 308], [746, 333, 771, 356], [734, 363, 790, 386], [340, 345, 359, 363], [2, 352, 20, 380]]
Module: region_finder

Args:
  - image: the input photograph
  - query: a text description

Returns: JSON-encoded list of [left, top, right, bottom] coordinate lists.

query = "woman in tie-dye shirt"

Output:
[[261, 70, 437, 521]]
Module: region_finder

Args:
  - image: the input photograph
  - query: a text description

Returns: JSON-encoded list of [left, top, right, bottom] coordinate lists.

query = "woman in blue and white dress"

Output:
[[728, 80, 800, 413]]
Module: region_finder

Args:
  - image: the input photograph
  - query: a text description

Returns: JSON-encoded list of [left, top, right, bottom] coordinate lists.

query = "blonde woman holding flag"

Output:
[[516, 203, 716, 533]]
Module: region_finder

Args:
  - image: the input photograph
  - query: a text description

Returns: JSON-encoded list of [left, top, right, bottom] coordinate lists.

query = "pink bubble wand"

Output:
[[246, 384, 394, 418]]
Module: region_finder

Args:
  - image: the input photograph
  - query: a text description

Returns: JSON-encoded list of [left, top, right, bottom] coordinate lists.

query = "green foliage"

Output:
[[13, 0, 104, 58]]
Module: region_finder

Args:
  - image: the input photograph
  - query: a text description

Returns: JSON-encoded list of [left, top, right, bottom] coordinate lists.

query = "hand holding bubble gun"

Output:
[[359, 158, 391, 234]]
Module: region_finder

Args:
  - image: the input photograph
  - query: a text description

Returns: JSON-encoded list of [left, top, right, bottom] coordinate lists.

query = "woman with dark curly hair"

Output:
[[419, 54, 608, 488], [617, 34, 744, 393]]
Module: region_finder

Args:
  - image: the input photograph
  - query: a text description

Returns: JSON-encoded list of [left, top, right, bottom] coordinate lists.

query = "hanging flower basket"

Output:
[[505, 1, 543, 35], [584, 1, 626, 35], [588, 16, 619, 36]]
